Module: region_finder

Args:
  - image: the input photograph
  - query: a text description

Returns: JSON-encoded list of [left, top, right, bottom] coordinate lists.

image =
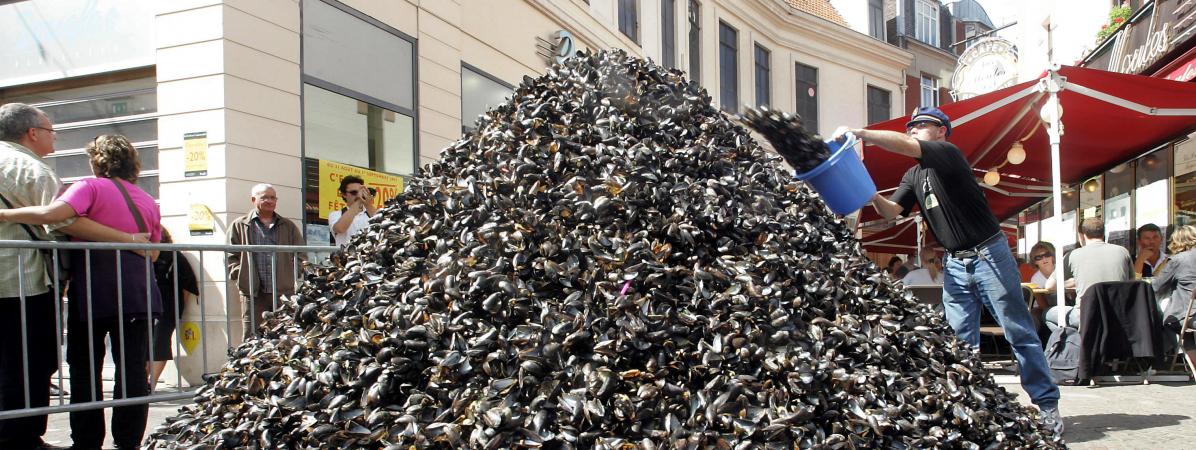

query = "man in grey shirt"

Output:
[[1045, 217, 1133, 330]]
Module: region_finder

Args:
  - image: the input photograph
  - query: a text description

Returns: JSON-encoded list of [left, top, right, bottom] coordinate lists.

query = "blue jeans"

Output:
[[941, 236, 1060, 408]]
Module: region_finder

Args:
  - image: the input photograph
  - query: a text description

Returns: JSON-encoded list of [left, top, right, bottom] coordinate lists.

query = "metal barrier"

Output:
[[0, 240, 337, 420]]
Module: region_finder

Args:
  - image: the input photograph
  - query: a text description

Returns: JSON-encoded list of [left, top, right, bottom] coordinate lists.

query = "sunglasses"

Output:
[[1033, 253, 1054, 261]]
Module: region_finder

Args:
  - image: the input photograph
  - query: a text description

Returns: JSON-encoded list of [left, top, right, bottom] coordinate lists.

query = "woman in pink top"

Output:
[[0, 134, 162, 449]]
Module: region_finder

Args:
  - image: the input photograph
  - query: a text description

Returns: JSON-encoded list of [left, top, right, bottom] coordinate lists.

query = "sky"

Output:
[[976, 0, 1022, 29]]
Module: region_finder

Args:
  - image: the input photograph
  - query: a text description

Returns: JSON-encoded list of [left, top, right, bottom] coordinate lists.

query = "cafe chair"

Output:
[[978, 284, 1038, 371], [1078, 281, 1165, 384], [1173, 290, 1196, 382]]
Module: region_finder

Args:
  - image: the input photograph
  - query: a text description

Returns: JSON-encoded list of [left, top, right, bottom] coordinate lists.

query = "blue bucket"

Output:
[[795, 133, 876, 215]]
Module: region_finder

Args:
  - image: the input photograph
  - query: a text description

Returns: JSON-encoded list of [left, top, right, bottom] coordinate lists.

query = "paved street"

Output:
[[35, 378, 1196, 449]]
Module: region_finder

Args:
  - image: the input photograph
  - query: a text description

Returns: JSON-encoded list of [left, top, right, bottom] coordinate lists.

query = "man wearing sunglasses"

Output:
[[833, 106, 1062, 438], [328, 175, 378, 248]]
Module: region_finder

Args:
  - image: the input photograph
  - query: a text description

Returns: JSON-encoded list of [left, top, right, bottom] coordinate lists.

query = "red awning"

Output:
[[859, 65, 1196, 252]]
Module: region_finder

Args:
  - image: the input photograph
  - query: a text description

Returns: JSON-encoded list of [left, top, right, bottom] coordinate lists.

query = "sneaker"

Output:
[[1039, 406, 1065, 438]]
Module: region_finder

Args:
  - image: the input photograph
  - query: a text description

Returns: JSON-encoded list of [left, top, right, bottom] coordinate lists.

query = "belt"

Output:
[[948, 232, 1005, 259]]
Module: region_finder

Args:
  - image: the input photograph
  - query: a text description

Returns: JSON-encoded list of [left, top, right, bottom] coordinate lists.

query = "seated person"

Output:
[[1028, 241, 1056, 287], [1134, 223, 1168, 278], [901, 249, 943, 285], [1152, 225, 1196, 331], [1045, 217, 1133, 331]]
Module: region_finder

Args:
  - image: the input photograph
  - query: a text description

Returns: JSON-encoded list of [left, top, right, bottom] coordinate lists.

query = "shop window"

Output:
[[688, 0, 701, 85], [301, 0, 418, 242], [618, 0, 639, 44], [867, 85, 890, 125], [1174, 137, 1196, 228], [7, 76, 160, 198], [795, 62, 818, 133], [1079, 176, 1103, 222], [915, 0, 940, 47], [1104, 162, 1135, 253], [920, 74, 939, 107], [662, 0, 676, 69], [754, 44, 770, 108], [868, 0, 884, 39], [717, 22, 738, 113], [1134, 147, 1171, 236], [302, 0, 414, 111], [461, 64, 513, 133], [303, 84, 414, 176]]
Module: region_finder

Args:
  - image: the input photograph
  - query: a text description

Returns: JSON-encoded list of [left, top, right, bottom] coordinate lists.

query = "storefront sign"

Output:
[[183, 131, 208, 177], [537, 30, 578, 65], [188, 204, 215, 236], [1162, 51, 1196, 81], [1085, 1, 1196, 75], [951, 37, 1018, 100], [1120, 28, 1170, 74], [316, 160, 405, 220]]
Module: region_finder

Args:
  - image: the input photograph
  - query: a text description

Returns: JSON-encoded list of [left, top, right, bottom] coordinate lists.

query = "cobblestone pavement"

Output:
[[35, 380, 1196, 449], [1007, 381, 1196, 450]]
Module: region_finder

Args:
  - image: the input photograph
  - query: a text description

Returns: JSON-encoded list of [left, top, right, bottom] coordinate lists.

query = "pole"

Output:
[[1042, 16, 1067, 327]]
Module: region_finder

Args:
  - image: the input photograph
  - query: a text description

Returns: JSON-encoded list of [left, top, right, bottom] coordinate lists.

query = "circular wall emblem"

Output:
[[951, 37, 1018, 100]]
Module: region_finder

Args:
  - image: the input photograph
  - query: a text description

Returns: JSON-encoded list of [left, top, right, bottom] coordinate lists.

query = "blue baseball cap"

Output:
[[906, 106, 952, 137]]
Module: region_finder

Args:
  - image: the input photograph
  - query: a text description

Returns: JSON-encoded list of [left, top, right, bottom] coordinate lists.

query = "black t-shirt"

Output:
[[889, 140, 1000, 252]]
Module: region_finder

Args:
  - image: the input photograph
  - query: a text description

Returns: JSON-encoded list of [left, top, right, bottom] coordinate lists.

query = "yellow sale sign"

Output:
[[317, 160, 405, 220]]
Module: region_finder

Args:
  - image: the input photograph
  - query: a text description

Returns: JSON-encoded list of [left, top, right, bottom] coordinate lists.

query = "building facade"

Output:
[[0, 0, 910, 381], [1016, 0, 1196, 260]]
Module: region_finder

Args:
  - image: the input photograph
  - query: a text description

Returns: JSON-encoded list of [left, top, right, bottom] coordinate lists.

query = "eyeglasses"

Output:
[[32, 126, 56, 135], [345, 190, 360, 195], [1033, 253, 1054, 261]]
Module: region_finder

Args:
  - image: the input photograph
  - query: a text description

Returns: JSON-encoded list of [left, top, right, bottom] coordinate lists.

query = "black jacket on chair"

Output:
[[1078, 281, 1165, 379]]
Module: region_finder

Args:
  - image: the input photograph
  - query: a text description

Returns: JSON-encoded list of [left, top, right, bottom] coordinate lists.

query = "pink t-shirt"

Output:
[[58, 177, 161, 242]]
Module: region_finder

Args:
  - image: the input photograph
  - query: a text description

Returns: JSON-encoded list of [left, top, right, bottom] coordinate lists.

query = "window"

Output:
[[688, 0, 701, 84], [662, 0, 676, 68], [915, 0, 940, 47], [301, 0, 418, 235], [618, 0, 639, 44], [795, 62, 818, 133], [718, 22, 738, 113], [868, 0, 884, 39], [461, 64, 514, 133], [754, 44, 770, 107], [920, 74, 939, 107], [303, 84, 414, 176], [7, 76, 161, 198], [867, 85, 891, 125]]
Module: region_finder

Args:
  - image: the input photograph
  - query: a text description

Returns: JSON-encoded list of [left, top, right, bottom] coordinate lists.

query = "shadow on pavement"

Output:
[[1065, 413, 1190, 443]]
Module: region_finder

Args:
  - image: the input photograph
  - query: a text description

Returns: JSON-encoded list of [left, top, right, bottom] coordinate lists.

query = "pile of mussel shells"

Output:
[[147, 50, 1063, 449], [739, 106, 829, 173]]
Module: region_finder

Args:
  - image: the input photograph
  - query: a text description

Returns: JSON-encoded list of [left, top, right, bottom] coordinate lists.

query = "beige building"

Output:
[[0, 0, 909, 382]]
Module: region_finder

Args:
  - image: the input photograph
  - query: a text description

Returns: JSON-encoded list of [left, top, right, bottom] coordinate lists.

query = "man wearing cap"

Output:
[[833, 106, 1063, 438]]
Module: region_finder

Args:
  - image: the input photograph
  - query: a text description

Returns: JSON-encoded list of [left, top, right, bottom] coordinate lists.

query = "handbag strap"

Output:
[[0, 193, 47, 242], [110, 178, 148, 233]]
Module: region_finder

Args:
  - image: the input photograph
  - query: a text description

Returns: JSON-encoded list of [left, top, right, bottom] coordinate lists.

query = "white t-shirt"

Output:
[[328, 208, 371, 247], [901, 268, 944, 285], [1031, 270, 1049, 287]]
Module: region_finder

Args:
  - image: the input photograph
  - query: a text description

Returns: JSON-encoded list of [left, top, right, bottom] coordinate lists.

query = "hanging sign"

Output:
[[188, 204, 215, 236], [316, 160, 405, 220], [951, 37, 1018, 100], [183, 131, 209, 177]]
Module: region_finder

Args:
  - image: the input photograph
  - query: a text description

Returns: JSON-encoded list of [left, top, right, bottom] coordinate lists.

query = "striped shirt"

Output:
[[250, 216, 277, 294], [0, 141, 74, 298]]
